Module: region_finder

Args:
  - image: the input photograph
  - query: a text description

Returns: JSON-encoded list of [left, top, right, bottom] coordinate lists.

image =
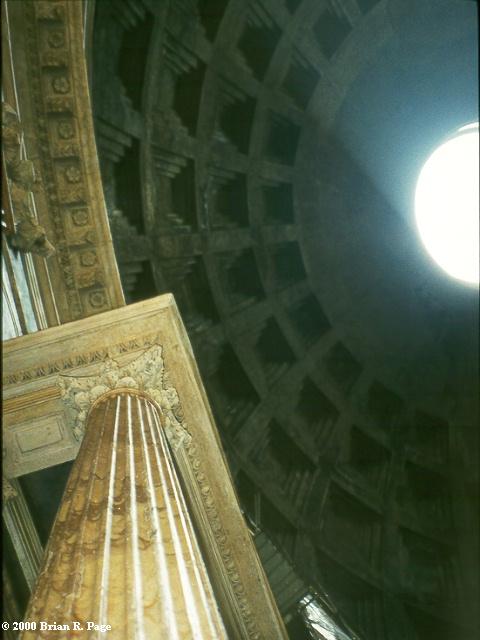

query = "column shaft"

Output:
[[22, 391, 227, 639]]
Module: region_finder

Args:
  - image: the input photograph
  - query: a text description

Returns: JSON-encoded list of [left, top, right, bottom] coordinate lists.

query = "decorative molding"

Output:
[[3, 387, 62, 415], [2, 348, 108, 387], [7, 0, 124, 322], [182, 441, 263, 639], [2, 332, 164, 387]]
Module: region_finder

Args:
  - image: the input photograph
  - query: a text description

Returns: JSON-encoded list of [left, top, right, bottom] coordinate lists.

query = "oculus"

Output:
[[415, 123, 479, 285]]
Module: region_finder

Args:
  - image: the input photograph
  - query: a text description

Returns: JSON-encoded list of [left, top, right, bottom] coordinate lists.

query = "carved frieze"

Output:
[[7, 0, 124, 322], [182, 440, 263, 639]]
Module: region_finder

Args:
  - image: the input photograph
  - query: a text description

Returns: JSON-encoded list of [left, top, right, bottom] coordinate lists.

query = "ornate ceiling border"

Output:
[[6, 0, 124, 322]]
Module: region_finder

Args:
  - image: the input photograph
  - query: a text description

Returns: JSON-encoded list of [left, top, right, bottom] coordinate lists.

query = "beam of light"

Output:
[[415, 124, 479, 285]]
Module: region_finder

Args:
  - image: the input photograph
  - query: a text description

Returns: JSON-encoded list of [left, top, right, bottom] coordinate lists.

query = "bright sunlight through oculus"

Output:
[[415, 123, 479, 285]]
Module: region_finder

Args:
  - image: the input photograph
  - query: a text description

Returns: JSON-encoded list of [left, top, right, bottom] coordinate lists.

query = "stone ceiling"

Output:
[[18, 1, 479, 639]]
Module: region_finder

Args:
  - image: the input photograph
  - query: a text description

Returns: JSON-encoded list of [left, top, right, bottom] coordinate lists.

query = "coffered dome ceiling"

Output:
[[22, 1, 478, 639]]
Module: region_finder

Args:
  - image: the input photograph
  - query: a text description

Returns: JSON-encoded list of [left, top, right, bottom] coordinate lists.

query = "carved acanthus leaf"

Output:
[[58, 345, 190, 448]]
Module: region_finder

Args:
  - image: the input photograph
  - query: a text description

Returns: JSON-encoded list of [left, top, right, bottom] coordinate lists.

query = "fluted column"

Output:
[[22, 390, 227, 639], [3, 477, 43, 592]]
